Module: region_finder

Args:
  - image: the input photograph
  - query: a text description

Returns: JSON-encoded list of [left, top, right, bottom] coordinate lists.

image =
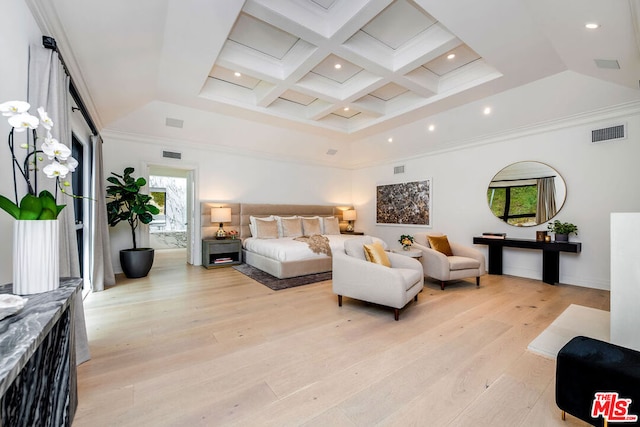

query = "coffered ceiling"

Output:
[[26, 0, 640, 166]]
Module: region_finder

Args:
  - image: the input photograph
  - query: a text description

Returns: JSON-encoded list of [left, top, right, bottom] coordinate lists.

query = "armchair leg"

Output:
[[338, 295, 342, 307], [476, 276, 480, 287], [394, 308, 399, 321], [441, 281, 445, 290], [561, 410, 565, 421], [414, 294, 418, 302]]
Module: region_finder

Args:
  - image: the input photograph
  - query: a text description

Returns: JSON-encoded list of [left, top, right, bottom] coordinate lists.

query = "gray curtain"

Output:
[[90, 134, 115, 291], [28, 44, 90, 364], [536, 177, 557, 223], [27, 44, 80, 278]]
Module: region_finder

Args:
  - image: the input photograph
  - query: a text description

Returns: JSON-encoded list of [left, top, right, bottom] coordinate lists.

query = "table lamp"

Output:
[[343, 209, 357, 232], [211, 207, 232, 239]]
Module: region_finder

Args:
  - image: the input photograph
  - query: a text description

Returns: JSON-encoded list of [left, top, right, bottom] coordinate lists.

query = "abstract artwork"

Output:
[[376, 179, 432, 226]]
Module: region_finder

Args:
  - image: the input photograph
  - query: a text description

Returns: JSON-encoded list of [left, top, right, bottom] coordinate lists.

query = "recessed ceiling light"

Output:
[[447, 53, 456, 60], [234, 72, 242, 77], [387, 137, 393, 143], [343, 107, 349, 111], [585, 23, 599, 29], [483, 107, 492, 115], [334, 63, 342, 69], [428, 124, 435, 132]]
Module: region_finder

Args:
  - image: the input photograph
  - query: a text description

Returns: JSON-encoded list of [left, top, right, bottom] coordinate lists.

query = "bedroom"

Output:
[[0, 0, 639, 425]]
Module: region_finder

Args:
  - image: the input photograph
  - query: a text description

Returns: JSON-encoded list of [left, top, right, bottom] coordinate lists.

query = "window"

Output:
[[487, 184, 537, 226]]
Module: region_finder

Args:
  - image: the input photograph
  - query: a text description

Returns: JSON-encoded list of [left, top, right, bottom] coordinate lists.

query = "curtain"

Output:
[[28, 44, 90, 364], [27, 44, 80, 278], [90, 134, 115, 291], [536, 177, 557, 223]]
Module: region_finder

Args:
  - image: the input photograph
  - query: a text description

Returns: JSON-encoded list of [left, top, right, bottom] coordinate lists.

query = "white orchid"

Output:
[[43, 161, 70, 179], [42, 138, 71, 160], [0, 100, 30, 116], [8, 113, 39, 132], [1, 100, 84, 221], [37, 107, 53, 130]]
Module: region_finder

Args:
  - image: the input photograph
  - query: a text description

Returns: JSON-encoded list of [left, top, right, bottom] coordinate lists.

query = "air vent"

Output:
[[165, 118, 184, 128], [162, 150, 182, 159], [591, 124, 626, 143], [394, 165, 405, 174], [326, 149, 338, 155]]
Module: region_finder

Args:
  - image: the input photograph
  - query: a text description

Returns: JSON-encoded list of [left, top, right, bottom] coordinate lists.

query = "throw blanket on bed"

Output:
[[294, 235, 332, 257]]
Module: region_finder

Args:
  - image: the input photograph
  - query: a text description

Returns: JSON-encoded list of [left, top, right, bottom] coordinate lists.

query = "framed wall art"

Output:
[[376, 179, 432, 226]]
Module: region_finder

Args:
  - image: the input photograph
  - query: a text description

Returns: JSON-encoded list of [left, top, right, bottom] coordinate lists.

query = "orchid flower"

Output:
[[62, 156, 78, 172], [43, 161, 70, 179], [8, 113, 39, 132], [42, 138, 71, 160], [0, 101, 30, 117], [37, 107, 54, 130]]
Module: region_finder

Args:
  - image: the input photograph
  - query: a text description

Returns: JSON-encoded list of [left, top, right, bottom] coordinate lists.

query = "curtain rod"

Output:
[[42, 36, 98, 136]]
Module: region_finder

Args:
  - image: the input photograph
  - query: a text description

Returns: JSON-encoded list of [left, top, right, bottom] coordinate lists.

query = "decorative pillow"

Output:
[[323, 217, 340, 235], [428, 234, 453, 256], [254, 218, 278, 239], [274, 216, 297, 237], [363, 241, 391, 267], [302, 217, 322, 235], [281, 217, 303, 237]]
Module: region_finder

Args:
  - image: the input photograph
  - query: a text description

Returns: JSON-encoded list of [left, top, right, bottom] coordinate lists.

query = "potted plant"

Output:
[[547, 220, 578, 242], [106, 167, 160, 278], [399, 234, 414, 250]]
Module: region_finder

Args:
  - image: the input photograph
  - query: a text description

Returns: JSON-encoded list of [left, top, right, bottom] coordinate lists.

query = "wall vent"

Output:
[[162, 150, 182, 159], [591, 124, 626, 143], [394, 165, 405, 174]]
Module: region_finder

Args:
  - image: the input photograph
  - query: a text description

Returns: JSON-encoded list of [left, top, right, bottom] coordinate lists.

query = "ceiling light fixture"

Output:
[[483, 107, 492, 115], [234, 72, 242, 77], [447, 53, 456, 60], [428, 124, 435, 132], [334, 63, 342, 69], [343, 107, 349, 111], [585, 23, 600, 29], [388, 137, 393, 143]]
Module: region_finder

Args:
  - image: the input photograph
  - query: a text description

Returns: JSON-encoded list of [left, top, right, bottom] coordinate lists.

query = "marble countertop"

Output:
[[0, 278, 81, 396]]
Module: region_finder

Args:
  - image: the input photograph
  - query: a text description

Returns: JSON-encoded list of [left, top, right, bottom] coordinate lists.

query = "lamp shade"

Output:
[[211, 207, 231, 223], [343, 209, 357, 221]]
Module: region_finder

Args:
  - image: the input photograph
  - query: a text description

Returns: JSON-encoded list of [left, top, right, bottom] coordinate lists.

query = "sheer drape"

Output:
[[90, 134, 115, 291], [27, 44, 80, 278], [536, 177, 557, 223]]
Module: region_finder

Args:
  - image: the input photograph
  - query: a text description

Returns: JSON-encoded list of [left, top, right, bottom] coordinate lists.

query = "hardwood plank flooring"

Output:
[[74, 249, 608, 426]]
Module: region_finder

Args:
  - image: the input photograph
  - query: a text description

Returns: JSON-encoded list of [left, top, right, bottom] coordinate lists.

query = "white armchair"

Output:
[[332, 236, 424, 321], [413, 233, 486, 290]]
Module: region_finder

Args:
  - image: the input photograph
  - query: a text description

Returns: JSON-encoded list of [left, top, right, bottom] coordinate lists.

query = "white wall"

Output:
[[0, 2, 46, 284], [103, 133, 352, 273], [352, 109, 640, 290]]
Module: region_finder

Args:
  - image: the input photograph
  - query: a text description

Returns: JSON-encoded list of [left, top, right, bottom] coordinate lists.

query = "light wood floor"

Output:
[[74, 249, 608, 426]]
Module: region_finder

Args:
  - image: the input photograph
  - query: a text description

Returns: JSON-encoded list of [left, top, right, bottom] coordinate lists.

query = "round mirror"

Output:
[[487, 161, 566, 227]]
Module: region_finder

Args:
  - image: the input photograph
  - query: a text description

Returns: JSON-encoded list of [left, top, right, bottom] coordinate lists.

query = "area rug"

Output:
[[232, 264, 331, 291], [527, 304, 610, 359]]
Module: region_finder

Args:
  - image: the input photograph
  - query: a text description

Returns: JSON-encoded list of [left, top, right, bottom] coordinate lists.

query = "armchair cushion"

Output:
[[449, 256, 481, 271], [427, 234, 453, 256], [363, 242, 391, 267]]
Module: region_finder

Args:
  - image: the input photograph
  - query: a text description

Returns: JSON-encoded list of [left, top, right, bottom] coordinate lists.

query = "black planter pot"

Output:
[[120, 248, 155, 278], [554, 233, 569, 242]]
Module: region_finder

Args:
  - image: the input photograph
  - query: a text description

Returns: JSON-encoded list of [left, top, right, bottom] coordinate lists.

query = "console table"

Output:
[[0, 278, 82, 426], [473, 237, 581, 285]]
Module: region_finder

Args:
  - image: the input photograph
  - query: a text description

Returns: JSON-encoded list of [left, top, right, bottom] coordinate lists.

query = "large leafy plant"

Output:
[[0, 100, 77, 220], [547, 220, 578, 236], [106, 167, 160, 249]]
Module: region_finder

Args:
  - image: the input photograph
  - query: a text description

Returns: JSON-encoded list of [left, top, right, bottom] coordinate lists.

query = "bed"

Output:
[[237, 203, 378, 279]]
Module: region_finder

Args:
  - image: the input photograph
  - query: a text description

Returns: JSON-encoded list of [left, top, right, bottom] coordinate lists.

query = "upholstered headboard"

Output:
[[200, 202, 350, 240], [239, 203, 345, 239]]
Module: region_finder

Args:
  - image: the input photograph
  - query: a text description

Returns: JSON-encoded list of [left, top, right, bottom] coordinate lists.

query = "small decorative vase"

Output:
[[13, 220, 59, 295], [403, 245, 411, 251]]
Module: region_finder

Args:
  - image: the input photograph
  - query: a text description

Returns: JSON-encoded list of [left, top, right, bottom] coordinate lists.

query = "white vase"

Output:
[[13, 220, 59, 295]]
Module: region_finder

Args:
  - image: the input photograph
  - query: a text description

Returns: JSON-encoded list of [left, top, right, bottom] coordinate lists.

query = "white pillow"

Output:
[[323, 217, 340, 235]]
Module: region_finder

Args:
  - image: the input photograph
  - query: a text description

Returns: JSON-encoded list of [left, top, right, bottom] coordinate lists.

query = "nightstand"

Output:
[[202, 238, 242, 268], [341, 231, 364, 235]]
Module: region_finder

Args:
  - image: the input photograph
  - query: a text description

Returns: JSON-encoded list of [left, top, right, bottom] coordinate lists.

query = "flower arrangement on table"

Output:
[[0, 100, 78, 220], [399, 234, 414, 250], [227, 230, 238, 239]]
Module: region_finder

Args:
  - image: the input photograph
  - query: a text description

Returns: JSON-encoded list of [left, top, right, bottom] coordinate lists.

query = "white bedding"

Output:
[[243, 234, 384, 262]]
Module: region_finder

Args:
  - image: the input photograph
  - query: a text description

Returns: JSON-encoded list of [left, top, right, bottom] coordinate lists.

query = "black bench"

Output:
[[556, 336, 640, 426]]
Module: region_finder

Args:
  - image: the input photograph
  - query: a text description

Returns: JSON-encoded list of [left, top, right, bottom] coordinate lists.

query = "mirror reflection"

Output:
[[487, 161, 566, 227]]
